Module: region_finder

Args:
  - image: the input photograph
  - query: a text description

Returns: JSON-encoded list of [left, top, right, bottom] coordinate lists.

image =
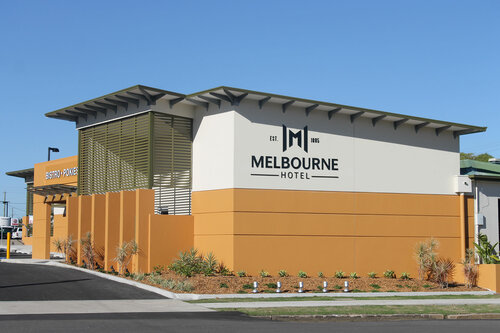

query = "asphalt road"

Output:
[[0, 313, 499, 333], [0, 263, 164, 301]]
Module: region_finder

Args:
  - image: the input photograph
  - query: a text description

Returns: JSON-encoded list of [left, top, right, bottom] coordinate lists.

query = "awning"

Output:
[[28, 184, 78, 196], [6, 168, 34, 183]]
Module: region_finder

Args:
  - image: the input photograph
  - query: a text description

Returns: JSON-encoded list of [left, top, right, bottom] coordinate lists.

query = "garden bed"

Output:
[[132, 270, 485, 294]]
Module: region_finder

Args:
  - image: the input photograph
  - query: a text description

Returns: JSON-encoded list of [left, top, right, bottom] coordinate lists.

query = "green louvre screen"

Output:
[[152, 113, 192, 215], [78, 112, 192, 215], [26, 183, 33, 216]]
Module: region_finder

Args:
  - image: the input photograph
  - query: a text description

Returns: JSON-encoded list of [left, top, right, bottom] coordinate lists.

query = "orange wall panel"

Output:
[[32, 195, 51, 259], [193, 188, 463, 276], [50, 214, 68, 252], [194, 212, 234, 235], [77, 195, 92, 265], [194, 235, 234, 270], [91, 194, 106, 267], [104, 192, 120, 270], [192, 189, 234, 214], [148, 214, 194, 271], [134, 189, 155, 273], [120, 191, 136, 245]]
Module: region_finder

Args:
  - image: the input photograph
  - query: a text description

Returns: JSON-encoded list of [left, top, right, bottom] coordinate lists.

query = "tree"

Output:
[[460, 152, 493, 162]]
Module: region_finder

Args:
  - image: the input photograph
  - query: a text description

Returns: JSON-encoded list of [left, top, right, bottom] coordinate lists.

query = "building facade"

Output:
[[8, 85, 487, 276]]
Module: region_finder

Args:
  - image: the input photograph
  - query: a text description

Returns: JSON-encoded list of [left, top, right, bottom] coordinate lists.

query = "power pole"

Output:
[[2, 192, 9, 217]]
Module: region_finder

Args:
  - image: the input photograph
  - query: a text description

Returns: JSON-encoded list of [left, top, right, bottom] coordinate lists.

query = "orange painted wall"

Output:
[[50, 214, 68, 252], [32, 194, 51, 259], [148, 214, 194, 272], [193, 189, 466, 277], [33, 156, 78, 187], [104, 192, 120, 270], [456, 264, 500, 292], [134, 189, 154, 273], [77, 195, 92, 265], [91, 194, 106, 267], [31, 156, 77, 259]]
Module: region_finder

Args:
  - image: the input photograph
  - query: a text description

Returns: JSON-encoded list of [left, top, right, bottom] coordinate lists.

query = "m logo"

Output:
[[282, 125, 308, 153]]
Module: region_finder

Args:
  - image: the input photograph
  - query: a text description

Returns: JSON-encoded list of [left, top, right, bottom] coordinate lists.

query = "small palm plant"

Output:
[[53, 235, 75, 263], [462, 248, 479, 288], [80, 232, 97, 270], [114, 240, 139, 275]]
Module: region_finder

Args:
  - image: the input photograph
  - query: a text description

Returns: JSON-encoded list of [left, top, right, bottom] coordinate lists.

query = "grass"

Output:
[[219, 304, 500, 316], [188, 294, 500, 303]]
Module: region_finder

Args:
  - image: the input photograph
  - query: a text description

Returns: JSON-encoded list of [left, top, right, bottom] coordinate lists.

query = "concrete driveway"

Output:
[[0, 262, 211, 314]]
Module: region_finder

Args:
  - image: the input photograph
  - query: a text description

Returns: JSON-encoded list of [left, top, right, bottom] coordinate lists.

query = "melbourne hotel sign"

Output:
[[250, 125, 339, 180]]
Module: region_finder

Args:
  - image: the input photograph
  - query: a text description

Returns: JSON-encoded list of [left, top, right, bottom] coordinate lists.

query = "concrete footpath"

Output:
[[0, 299, 212, 315], [200, 298, 500, 309]]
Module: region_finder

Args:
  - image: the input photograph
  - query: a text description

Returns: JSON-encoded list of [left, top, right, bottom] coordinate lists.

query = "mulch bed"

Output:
[[143, 271, 485, 294]]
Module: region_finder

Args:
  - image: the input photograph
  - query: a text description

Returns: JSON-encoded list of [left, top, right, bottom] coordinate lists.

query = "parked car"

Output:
[[0, 227, 13, 239], [11, 227, 22, 239]]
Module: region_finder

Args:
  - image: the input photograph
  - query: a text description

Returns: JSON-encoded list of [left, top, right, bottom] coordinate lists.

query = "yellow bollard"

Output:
[[6, 232, 11, 259]]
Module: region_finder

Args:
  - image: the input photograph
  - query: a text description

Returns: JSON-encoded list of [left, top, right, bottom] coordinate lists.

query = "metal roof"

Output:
[[45, 85, 486, 137], [461, 159, 500, 176], [5, 168, 34, 183], [45, 85, 185, 123]]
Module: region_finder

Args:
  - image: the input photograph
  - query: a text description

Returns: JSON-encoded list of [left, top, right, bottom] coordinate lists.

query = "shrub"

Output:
[[278, 270, 288, 277], [334, 270, 344, 278], [237, 290, 247, 294], [80, 232, 98, 270], [383, 270, 395, 279], [132, 273, 145, 281], [367, 272, 377, 278], [318, 272, 324, 278], [334, 284, 342, 290], [369, 283, 381, 289], [242, 283, 253, 290], [147, 275, 193, 292], [400, 272, 410, 280], [462, 248, 479, 288], [415, 239, 438, 280], [153, 265, 164, 275], [350, 272, 359, 279], [113, 240, 139, 275], [260, 270, 270, 278], [474, 234, 500, 264], [433, 258, 455, 288], [297, 271, 307, 278], [168, 248, 205, 277], [219, 282, 228, 288], [265, 282, 277, 289], [203, 252, 218, 276], [237, 271, 246, 277], [217, 262, 231, 276]]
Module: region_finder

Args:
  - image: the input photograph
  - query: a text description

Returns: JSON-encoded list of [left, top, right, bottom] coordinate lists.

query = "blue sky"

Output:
[[1, 0, 499, 218]]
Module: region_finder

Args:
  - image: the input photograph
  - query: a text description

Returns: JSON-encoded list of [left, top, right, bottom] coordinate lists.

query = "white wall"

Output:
[[192, 98, 460, 195], [192, 103, 235, 192], [476, 180, 500, 249]]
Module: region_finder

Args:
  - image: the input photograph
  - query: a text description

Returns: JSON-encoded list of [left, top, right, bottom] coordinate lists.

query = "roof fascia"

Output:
[[188, 86, 487, 134]]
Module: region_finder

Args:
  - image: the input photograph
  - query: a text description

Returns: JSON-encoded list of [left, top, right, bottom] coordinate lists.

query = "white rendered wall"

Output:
[[192, 99, 460, 195], [192, 104, 235, 192]]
